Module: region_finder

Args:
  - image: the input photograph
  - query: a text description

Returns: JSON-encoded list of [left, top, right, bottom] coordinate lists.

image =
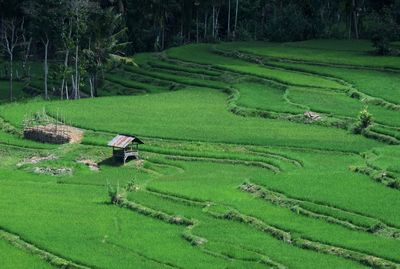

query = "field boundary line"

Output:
[[224, 49, 400, 111], [0, 228, 94, 269], [104, 240, 184, 269], [235, 49, 400, 73], [165, 155, 281, 173], [240, 182, 400, 239], [207, 207, 400, 269], [245, 148, 304, 167]]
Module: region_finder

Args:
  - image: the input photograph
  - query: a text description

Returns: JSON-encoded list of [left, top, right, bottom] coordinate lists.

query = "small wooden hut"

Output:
[[107, 134, 144, 164]]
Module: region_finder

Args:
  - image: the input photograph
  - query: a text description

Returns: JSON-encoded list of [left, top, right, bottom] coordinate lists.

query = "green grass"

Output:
[[167, 44, 346, 89], [147, 60, 222, 77], [271, 61, 400, 105], [105, 73, 168, 94], [288, 87, 360, 117], [0, 144, 372, 269], [286, 86, 400, 128], [0, 129, 55, 149], [124, 64, 228, 89], [140, 159, 400, 263], [284, 39, 375, 52], [0, 88, 382, 152], [217, 40, 400, 69], [127, 191, 369, 269], [234, 82, 303, 114], [0, 181, 228, 269], [369, 146, 400, 174], [0, 239, 54, 269], [1, 40, 400, 269]]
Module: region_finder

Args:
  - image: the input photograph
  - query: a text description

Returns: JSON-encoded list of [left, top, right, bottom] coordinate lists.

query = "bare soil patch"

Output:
[[33, 167, 72, 176], [304, 111, 322, 122], [77, 159, 99, 171], [17, 154, 57, 167]]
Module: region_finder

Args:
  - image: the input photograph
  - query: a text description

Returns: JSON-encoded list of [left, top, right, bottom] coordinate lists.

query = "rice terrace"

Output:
[[1, 1, 400, 269]]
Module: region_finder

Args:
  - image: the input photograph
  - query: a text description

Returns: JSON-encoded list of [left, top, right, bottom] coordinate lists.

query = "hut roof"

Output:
[[107, 134, 144, 148]]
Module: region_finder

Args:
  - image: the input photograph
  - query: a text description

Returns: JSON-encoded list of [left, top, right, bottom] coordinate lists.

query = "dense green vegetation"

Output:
[[2, 0, 400, 103], [1, 39, 400, 269]]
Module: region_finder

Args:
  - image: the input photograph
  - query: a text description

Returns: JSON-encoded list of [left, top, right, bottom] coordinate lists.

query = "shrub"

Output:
[[126, 178, 140, 192], [107, 181, 125, 205], [388, 180, 400, 189], [353, 107, 373, 134]]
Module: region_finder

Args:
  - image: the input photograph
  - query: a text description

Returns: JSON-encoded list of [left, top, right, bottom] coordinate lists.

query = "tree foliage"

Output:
[[354, 107, 374, 134], [1, 0, 399, 99]]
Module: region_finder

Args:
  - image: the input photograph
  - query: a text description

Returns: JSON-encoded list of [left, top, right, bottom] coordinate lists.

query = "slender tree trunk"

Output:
[[204, 12, 208, 39], [22, 37, 32, 77], [65, 80, 69, 100], [43, 37, 49, 100], [348, 12, 352, 39], [352, 0, 359, 39], [261, 5, 265, 37], [71, 75, 76, 99], [3, 19, 17, 102], [212, 6, 215, 38], [61, 80, 64, 100], [215, 8, 220, 39], [196, 8, 199, 43], [60, 49, 69, 100], [234, 0, 239, 38], [77, 72, 80, 99], [75, 43, 79, 99], [89, 76, 94, 98], [9, 54, 13, 101], [61, 21, 72, 100], [228, 0, 231, 37], [161, 17, 165, 49], [180, 9, 184, 42], [94, 73, 98, 97]]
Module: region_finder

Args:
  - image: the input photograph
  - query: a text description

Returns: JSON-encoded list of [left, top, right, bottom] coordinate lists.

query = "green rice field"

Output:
[[1, 40, 400, 269]]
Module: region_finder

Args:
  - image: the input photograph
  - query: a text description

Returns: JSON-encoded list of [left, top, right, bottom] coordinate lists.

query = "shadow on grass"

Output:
[[99, 157, 125, 167], [100, 155, 140, 167]]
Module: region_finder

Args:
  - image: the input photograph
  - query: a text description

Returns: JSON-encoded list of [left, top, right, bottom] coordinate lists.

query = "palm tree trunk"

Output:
[[228, 0, 231, 37], [348, 12, 352, 39], [234, 0, 239, 38], [89, 76, 94, 98], [61, 21, 72, 100], [75, 43, 79, 99], [9, 54, 13, 101], [212, 6, 215, 38], [22, 37, 32, 77], [65, 80, 69, 100], [352, 0, 359, 39], [43, 37, 49, 100], [196, 8, 199, 43], [204, 12, 208, 39], [60, 49, 69, 100], [162, 19, 165, 49], [215, 7, 220, 39]]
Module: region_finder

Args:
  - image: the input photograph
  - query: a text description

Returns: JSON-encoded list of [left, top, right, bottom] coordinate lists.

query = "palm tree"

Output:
[[84, 8, 131, 97]]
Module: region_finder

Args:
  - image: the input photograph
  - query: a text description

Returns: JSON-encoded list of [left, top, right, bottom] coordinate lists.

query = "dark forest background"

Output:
[[1, 0, 400, 55], [0, 0, 399, 100]]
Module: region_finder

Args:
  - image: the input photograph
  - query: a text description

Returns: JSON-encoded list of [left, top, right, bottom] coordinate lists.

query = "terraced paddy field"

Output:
[[1, 40, 400, 269]]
